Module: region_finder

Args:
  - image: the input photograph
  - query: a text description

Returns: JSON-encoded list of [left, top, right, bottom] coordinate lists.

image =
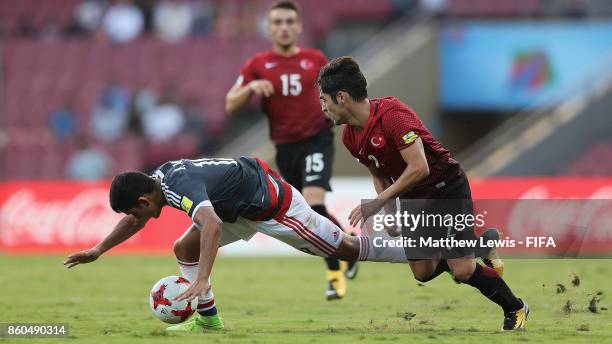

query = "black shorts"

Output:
[[400, 173, 478, 260], [275, 130, 334, 192]]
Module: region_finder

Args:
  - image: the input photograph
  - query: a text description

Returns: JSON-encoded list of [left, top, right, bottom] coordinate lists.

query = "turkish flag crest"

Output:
[[370, 135, 385, 148]]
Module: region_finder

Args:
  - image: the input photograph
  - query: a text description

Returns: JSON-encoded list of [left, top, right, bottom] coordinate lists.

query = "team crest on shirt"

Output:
[[180, 196, 193, 213], [300, 59, 314, 70], [402, 131, 418, 144], [370, 135, 385, 148]]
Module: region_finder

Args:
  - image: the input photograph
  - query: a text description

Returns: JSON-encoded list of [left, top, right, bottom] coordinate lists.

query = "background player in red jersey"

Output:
[[225, 1, 356, 300], [316, 56, 529, 331]]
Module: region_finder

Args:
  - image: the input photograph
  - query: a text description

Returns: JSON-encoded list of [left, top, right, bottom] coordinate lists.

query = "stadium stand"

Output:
[[0, 0, 396, 180], [1, 37, 269, 178], [2, 0, 610, 180]]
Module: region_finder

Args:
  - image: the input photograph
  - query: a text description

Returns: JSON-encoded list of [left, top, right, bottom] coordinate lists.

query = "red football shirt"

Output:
[[343, 97, 462, 198], [237, 48, 331, 145]]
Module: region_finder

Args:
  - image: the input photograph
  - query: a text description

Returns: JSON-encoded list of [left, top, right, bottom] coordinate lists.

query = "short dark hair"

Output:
[[317, 56, 368, 103], [270, 1, 301, 17], [109, 171, 157, 213]]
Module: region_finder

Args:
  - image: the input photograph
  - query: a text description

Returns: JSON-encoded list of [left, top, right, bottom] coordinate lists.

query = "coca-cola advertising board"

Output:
[[1, 178, 611, 256], [0, 181, 189, 253]]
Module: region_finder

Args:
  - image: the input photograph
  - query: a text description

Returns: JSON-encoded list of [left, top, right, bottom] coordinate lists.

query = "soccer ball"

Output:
[[149, 276, 197, 324]]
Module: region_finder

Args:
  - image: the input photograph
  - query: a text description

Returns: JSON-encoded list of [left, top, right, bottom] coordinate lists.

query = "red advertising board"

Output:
[[470, 178, 612, 255], [1, 178, 611, 254], [0, 181, 191, 253], [470, 178, 612, 199]]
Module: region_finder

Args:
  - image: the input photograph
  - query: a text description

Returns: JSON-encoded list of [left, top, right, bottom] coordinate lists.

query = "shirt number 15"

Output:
[[280, 73, 302, 96]]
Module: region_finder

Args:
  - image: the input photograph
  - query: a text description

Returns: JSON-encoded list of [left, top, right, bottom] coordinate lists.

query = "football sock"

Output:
[[196, 300, 218, 317], [324, 257, 340, 271], [311, 204, 341, 271], [464, 263, 523, 313], [177, 260, 218, 316], [357, 236, 408, 263]]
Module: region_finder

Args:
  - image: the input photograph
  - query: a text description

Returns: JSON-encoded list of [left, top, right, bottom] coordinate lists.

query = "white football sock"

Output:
[[177, 260, 215, 310], [357, 236, 408, 263]]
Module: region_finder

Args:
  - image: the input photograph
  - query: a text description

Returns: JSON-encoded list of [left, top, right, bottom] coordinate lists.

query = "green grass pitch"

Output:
[[1, 255, 611, 343]]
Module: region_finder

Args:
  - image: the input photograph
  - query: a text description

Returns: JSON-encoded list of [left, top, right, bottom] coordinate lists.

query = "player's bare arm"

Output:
[[63, 214, 148, 268], [174, 206, 222, 302], [376, 137, 430, 199], [367, 163, 393, 195], [349, 137, 429, 227], [366, 163, 401, 236], [225, 79, 275, 115]]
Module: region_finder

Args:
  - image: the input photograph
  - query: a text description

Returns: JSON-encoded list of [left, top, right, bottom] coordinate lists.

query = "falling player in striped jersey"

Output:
[[63, 157, 410, 333]]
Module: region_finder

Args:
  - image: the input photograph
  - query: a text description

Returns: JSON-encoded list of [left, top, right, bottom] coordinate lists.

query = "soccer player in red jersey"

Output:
[[225, 1, 356, 300], [316, 56, 529, 331]]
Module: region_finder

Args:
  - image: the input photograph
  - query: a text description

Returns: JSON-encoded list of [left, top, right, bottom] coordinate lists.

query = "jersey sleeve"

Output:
[[381, 107, 422, 152], [162, 169, 212, 221], [236, 57, 257, 87]]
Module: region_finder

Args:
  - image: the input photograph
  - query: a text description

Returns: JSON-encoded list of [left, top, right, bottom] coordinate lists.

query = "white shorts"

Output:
[[217, 186, 343, 257]]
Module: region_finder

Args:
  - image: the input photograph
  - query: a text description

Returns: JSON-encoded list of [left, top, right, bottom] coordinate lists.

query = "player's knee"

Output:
[[302, 186, 325, 205], [303, 195, 319, 206], [412, 270, 433, 283], [409, 261, 437, 282], [173, 238, 186, 259], [449, 265, 473, 282]]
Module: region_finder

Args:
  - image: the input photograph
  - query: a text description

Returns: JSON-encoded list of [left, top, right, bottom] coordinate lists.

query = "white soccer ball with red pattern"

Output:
[[149, 276, 197, 324]]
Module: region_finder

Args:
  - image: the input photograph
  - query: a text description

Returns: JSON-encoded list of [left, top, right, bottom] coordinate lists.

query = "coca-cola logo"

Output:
[[0, 188, 123, 246]]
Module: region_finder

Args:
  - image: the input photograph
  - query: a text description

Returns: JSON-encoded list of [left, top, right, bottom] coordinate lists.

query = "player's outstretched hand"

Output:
[[249, 80, 275, 98], [349, 204, 365, 228], [174, 279, 210, 303], [63, 248, 101, 268], [349, 199, 386, 228]]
